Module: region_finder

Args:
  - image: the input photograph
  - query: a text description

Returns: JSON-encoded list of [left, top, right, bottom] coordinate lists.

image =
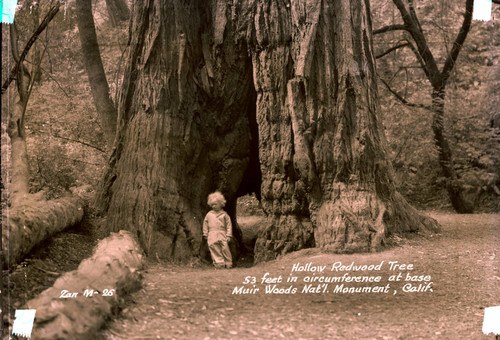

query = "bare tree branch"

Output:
[[373, 24, 408, 35], [20, 66, 38, 137], [404, 39, 430, 78], [389, 66, 406, 82], [392, 0, 441, 85], [29, 127, 105, 152], [393, 133, 413, 164], [50, 134, 106, 153], [376, 42, 410, 59], [2, 5, 60, 94], [440, 0, 474, 88], [71, 158, 104, 166], [39, 66, 70, 97], [10, 24, 20, 63], [9, 23, 30, 102], [408, 0, 424, 36], [379, 76, 432, 110], [32, 265, 60, 276]]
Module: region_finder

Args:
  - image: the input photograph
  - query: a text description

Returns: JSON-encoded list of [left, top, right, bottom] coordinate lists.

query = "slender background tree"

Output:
[[373, 0, 474, 213], [75, 0, 117, 149]]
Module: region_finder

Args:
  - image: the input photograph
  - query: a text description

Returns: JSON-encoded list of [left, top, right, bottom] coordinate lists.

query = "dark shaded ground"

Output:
[[101, 213, 499, 340]]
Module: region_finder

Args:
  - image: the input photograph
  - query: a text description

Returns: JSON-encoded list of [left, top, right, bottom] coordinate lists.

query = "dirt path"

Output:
[[102, 213, 499, 340]]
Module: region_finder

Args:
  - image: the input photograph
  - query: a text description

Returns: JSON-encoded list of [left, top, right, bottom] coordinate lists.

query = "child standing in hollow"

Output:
[[203, 192, 233, 269]]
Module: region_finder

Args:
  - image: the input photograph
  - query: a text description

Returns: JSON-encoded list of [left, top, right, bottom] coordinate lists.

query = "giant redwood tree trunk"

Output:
[[250, 0, 439, 261], [97, 0, 256, 260], [98, 0, 439, 263]]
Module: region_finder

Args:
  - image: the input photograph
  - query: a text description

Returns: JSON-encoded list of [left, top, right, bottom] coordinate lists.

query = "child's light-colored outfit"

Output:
[[203, 210, 232, 268]]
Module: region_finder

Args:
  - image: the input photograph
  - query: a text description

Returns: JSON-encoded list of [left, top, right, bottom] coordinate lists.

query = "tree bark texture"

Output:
[[250, 0, 439, 261], [75, 0, 117, 148], [99, 0, 439, 263], [97, 0, 255, 261], [2, 195, 84, 269], [431, 90, 473, 213], [105, 0, 130, 26], [8, 101, 30, 207], [23, 231, 143, 340]]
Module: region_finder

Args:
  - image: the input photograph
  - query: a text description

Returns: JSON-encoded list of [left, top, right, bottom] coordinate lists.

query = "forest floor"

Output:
[[99, 212, 499, 340], [1, 215, 103, 337]]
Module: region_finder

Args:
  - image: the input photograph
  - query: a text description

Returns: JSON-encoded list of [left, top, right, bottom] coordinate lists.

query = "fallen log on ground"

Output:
[[24, 230, 144, 340], [2, 193, 84, 269]]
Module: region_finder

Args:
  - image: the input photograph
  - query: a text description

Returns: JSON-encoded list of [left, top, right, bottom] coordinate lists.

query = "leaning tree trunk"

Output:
[[98, 0, 439, 263], [75, 0, 117, 148]]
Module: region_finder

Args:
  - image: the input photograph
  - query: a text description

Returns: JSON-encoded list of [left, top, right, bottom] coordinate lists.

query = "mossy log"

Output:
[[24, 231, 144, 340], [2, 194, 84, 269]]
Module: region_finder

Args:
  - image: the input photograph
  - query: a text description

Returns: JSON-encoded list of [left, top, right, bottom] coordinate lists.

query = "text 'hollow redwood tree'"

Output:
[[97, 0, 439, 263]]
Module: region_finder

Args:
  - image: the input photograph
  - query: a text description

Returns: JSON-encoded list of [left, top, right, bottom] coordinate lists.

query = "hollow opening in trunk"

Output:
[[235, 83, 262, 265], [237, 81, 261, 201], [236, 194, 265, 266]]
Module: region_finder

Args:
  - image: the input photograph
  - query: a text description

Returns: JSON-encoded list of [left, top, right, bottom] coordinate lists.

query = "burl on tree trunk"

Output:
[[97, 0, 439, 263]]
